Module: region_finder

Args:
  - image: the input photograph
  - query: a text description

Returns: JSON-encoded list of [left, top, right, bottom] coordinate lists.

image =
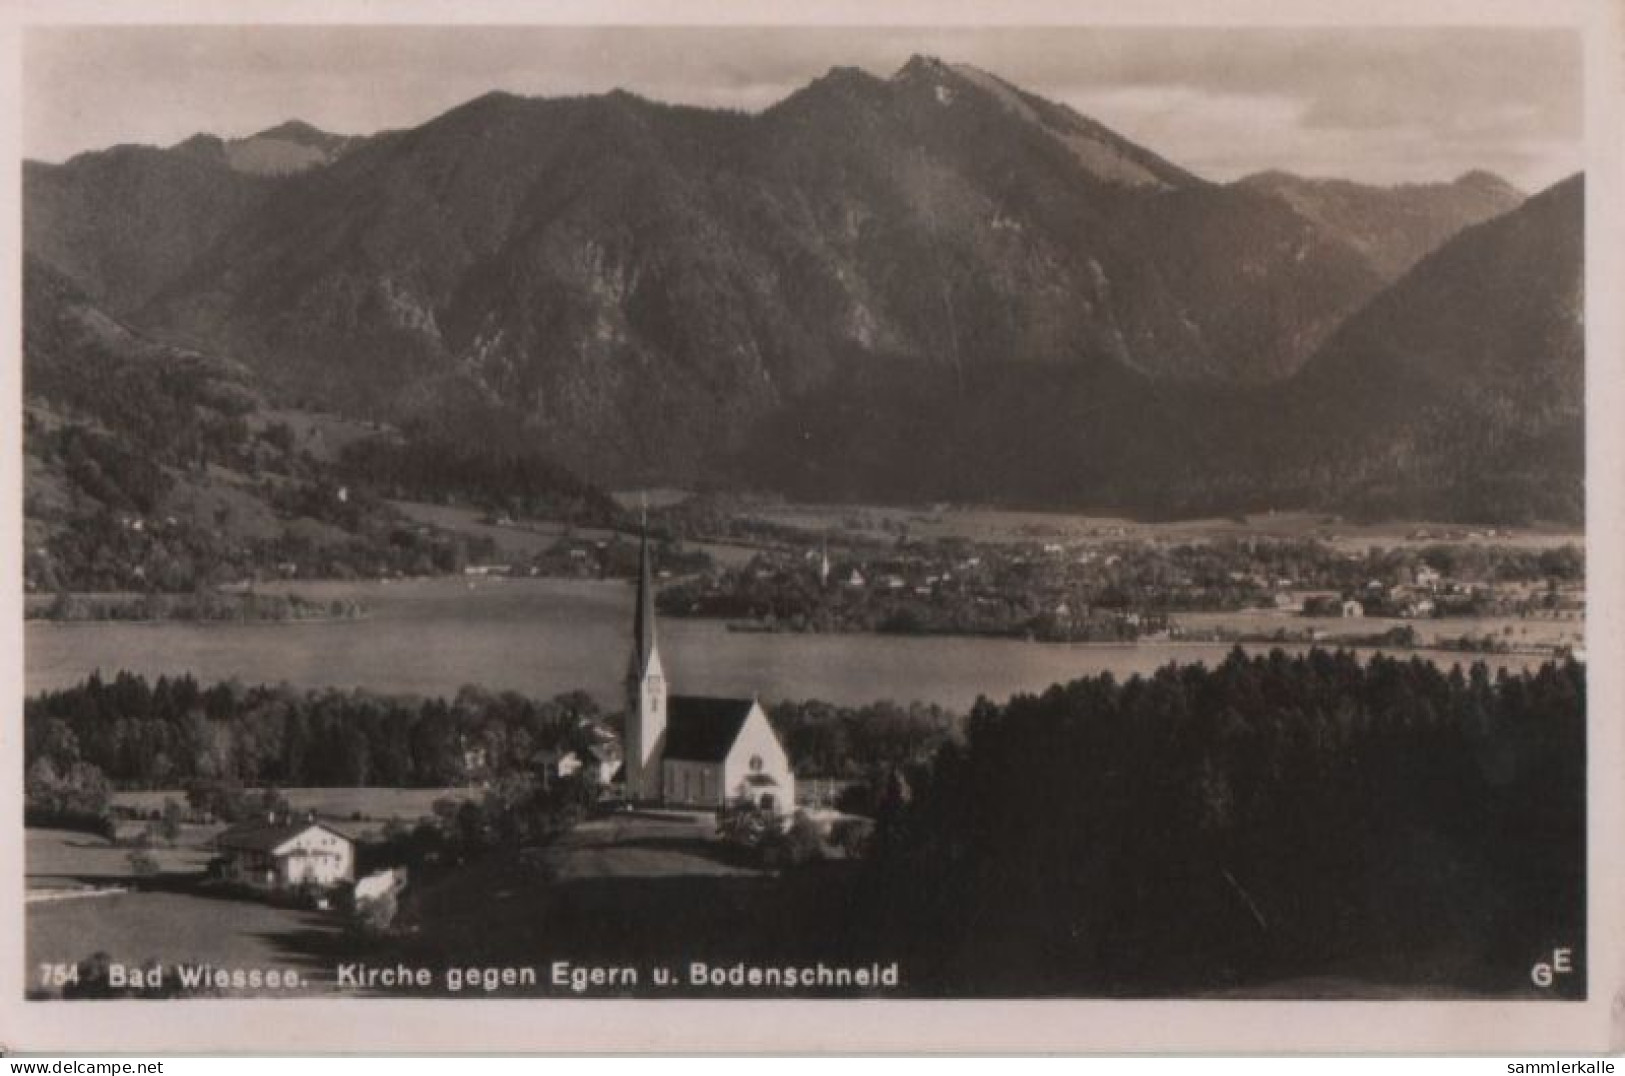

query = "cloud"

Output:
[[1060, 86, 1308, 179]]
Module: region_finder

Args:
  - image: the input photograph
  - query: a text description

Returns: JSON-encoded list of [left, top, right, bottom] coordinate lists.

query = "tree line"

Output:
[[767, 698, 959, 780], [338, 430, 620, 527], [24, 674, 606, 795], [23, 673, 959, 807], [845, 648, 1585, 995], [29, 591, 366, 623]]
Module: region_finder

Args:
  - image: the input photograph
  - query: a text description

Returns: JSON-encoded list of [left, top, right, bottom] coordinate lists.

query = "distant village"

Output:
[[459, 516, 1585, 656]]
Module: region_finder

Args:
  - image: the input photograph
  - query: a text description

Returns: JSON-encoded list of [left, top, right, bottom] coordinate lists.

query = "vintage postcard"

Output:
[[2, 0, 1621, 1055]]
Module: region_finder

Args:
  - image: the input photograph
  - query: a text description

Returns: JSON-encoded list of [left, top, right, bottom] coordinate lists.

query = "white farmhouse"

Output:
[[213, 818, 355, 891]]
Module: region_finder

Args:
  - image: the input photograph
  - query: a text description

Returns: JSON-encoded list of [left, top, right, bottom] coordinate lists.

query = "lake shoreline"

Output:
[[25, 575, 1567, 710]]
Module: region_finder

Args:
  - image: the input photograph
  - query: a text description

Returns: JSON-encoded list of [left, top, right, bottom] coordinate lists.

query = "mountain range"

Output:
[[1233, 169, 1526, 279], [23, 55, 1581, 523]]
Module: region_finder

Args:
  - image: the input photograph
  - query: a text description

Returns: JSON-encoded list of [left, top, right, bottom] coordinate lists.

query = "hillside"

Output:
[[24, 147, 271, 313], [22, 257, 615, 592], [750, 174, 1585, 522], [103, 56, 1387, 486], [1235, 170, 1524, 279], [24, 120, 361, 316], [22, 57, 1584, 521], [1268, 175, 1585, 521]]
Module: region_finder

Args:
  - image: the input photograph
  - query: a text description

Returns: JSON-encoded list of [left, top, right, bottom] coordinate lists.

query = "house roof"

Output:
[[215, 820, 349, 854], [664, 695, 756, 762]]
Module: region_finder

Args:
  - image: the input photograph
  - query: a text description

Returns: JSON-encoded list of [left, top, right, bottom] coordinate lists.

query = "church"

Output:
[[623, 531, 796, 813]]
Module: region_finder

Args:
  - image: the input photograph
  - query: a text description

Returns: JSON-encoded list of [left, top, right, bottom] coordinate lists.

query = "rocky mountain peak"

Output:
[[1453, 168, 1522, 198], [893, 53, 952, 81]]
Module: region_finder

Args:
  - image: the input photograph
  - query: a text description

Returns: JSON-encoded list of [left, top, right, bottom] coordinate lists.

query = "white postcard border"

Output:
[[1, 0, 1620, 1055]]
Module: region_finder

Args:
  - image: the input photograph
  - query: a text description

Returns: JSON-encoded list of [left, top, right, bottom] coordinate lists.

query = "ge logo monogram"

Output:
[[1530, 947, 1573, 989]]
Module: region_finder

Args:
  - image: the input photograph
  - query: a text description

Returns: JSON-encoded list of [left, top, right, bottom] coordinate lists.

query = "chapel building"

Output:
[[624, 531, 796, 812]]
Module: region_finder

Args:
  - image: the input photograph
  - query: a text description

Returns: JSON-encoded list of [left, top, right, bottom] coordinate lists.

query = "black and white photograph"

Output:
[[5, 0, 1622, 1054]]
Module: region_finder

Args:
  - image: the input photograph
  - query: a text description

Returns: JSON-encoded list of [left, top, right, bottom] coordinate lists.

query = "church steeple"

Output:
[[630, 526, 658, 679], [624, 519, 666, 802]]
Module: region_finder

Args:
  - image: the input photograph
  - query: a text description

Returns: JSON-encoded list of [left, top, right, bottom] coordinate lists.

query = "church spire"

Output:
[[625, 509, 667, 803], [630, 519, 658, 678]]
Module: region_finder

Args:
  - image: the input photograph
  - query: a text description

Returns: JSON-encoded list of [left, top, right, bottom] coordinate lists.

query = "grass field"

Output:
[[27, 888, 348, 994], [1174, 609, 1584, 650], [390, 500, 759, 567], [111, 786, 476, 831], [26, 827, 216, 890], [26, 824, 360, 997], [739, 503, 1584, 553], [545, 814, 758, 882], [390, 499, 589, 559]]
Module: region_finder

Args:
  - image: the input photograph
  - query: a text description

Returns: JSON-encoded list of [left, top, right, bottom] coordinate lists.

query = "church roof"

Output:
[[665, 695, 756, 762]]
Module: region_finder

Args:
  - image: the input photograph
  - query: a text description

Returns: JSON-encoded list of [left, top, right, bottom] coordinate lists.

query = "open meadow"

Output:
[[27, 888, 348, 995], [1174, 608, 1584, 650], [390, 499, 759, 568], [110, 787, 477, 835], [25, 826, 355, 996], [26, 826, 216, 891], [735, 503, 1584, 553]]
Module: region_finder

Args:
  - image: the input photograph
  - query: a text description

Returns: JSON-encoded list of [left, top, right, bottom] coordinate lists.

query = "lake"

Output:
[[24, 577, 1548, 710]]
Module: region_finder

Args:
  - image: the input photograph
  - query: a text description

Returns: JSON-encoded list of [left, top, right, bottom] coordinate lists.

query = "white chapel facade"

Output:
[[624, 532, 796, 812]]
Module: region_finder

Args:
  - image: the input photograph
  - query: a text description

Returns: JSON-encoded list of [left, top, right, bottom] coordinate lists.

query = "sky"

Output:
[[23, 25, 1583, 190]]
